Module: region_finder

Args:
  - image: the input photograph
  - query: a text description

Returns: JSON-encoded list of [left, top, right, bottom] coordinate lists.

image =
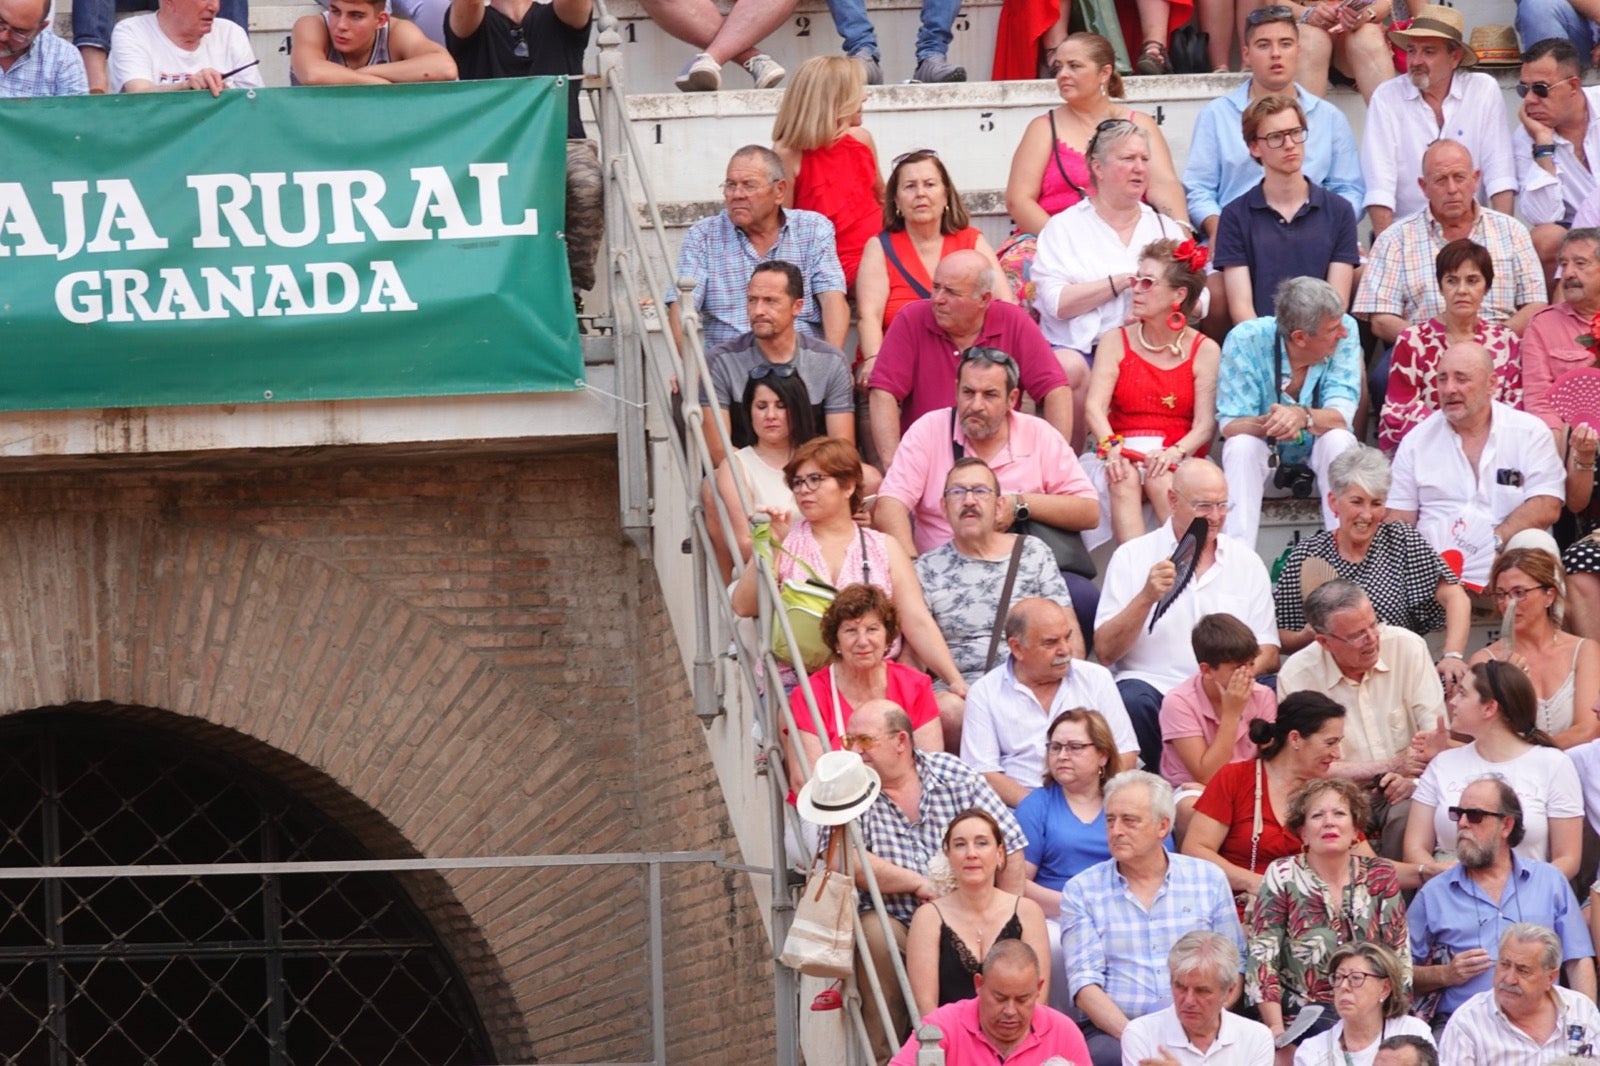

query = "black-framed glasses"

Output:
[[1245, 4, 1295, 25], [1330, 970, 1386, 989], [1087, 118, 1136, 161], [509, 25, 529, 58], [788, 472, 833, 492], [1255, 126, 1309, 149], [1516, 77, 1575, 98], [1448, 805, 1509, 825], [749, 363, 800, 381]]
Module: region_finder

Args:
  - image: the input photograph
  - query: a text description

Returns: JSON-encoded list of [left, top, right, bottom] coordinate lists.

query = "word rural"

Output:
[[0, 164, 540, 325]]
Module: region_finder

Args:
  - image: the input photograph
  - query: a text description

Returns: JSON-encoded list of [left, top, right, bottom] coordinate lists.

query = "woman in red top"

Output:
[[1181, 691, 1345, 910], [1080, 238, 1219, 548], [854, 150, 1013, 386], [772, 56, 884, 291]]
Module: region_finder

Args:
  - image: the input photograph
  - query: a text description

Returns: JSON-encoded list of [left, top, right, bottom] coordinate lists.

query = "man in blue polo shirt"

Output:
[[1408, 776, 1595, 1033], [1214, 96, 1360, 323]]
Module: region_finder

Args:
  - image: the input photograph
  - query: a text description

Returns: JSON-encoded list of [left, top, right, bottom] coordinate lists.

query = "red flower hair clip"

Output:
[[1173, 239, 1209, 272]]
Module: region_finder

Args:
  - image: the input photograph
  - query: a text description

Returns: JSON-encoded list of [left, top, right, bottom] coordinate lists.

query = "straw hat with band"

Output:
[[1388, 4, 1477, 65], [797, 750, 883, 826], [1468, 24, 1522, 68]]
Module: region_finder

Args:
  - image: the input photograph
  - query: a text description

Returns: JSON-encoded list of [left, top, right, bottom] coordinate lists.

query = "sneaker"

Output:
[[674, 52, 721, 92], [911, 53, 966, 83], [849, 49, 883, 86], [742, 53, 786, 88]]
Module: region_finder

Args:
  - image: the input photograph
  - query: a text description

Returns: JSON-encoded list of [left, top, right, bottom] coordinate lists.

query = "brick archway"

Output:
[[0, 448, 767, 1064]]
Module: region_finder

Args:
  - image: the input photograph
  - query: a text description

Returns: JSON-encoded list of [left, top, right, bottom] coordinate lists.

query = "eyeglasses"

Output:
[[1255, 126, 1309, 149], [1330, 971, 1386, 989], [1176, 492, 1231, 516], [0, 13, 43, 42], [748, 363, 800, 382], [1322, 622, 1380, 646], [788, 472, 833, 493], [892, 148, 940, 167], [1087, 118, 1135, 161], [1516, 77, 1575, 98], [1448, 805, 1509, 825], [1047, 741, 1094, 756], [1245, 4, 1295, 25], [943, 486, 996, 501], [842, 732, 882, 751], [1129, 275, 1160, 293], [509, 25, 529, 58], [1491, 584, 1551, 603], [720, 179, 772, 196]]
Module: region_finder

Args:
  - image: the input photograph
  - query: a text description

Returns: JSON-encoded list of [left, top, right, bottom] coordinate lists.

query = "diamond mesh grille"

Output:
[[0, 714, 495, 1066]]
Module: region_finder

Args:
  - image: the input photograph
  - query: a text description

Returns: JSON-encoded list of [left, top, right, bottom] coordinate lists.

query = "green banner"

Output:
[[0, 80, 582, 411]]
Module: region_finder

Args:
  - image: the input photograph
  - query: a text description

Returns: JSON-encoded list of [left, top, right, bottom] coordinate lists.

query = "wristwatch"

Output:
[[1013, 494, 1031, 522], [1493, 533, 1505, 554]]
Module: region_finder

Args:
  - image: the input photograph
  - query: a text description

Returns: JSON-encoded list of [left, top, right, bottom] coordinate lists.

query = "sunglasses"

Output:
[[1129, 274, 1160, 293], [509, 25, 529, 59], [1516, 78, 1573, 98], [958, 346, 1018, 371], [1087, 118, 1135, 160], [749, 363, 800, 381], [1448, 805, 1508, 824], [841, 732, 880, 751], [892, 148, 940, 167], [1245, 4, 1295, 25]]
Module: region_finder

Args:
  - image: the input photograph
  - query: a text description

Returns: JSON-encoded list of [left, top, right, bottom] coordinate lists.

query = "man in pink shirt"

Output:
[[875, 349, 1099, 634], [889, 940, 1091, 1066], [1520, 227, 1600, 451], [868, 250, 1071, 468]]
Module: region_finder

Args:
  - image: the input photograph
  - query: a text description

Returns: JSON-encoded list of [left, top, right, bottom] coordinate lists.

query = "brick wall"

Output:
[[0, 443, 776, 1063]]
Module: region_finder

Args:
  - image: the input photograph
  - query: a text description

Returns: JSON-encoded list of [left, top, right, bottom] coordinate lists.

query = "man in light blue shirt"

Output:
[[1182, 5, 1364, 240], [1217, 277, 1362, 549], [0, 0, 88, 97]]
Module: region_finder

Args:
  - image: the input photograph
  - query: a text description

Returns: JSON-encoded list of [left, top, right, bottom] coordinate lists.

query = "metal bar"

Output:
[[0, 851, 724, 879], [647, 861, 666, 1066]]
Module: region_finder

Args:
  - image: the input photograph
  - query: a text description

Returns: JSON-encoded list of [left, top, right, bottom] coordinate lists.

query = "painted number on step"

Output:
[[954, 10, 970, 30], [625, 22, 636, 42], [1154, 105, 1165, 125], [795, 15, 811, 35], [979, 111, 994, 132]]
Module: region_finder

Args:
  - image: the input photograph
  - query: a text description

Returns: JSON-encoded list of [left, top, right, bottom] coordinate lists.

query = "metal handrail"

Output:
[[588, 19, 933, 1064]]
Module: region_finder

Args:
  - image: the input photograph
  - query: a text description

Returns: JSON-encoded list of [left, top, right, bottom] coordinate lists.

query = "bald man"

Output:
[[869, 249, 1070, 468], [0, 0, 87, 95], [1388, 342, 1564, 589], [1093, 459, 1279, 772]]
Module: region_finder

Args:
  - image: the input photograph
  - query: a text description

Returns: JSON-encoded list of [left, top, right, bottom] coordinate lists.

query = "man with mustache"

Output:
[[1409, 778, 1594, 1036], [1438, 922, 1600, 1060], [961, 597, 1138, 807], [1360, 6, 1515, 236], [1521, 229, 1600, 454]]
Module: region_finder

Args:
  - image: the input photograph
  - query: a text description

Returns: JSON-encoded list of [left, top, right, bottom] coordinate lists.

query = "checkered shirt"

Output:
[[1353, 206, 1544, 325]]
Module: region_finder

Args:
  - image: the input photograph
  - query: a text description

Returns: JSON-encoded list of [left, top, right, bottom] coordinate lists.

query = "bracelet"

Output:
[[1107, 275, 1118, 298], [1095, 433, 1125, 459], [1440, 651, 1464, 660], [1417, 863, 1425, 881], [1575, 460, 1596, 471], [1302, 406, 1314, 429], [1533, 144, 1558, 159]]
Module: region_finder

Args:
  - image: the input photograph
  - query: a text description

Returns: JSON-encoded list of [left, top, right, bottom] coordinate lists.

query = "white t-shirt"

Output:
[[1413, 742, 1584, 866], [110, 14, 263, 92], [1293, 1016, 1433, 1066], [1568, 740, 1600, 839]]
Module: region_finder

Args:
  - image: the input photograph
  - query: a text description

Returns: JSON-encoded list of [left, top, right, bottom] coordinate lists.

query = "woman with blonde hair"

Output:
[[771, 56, 884, 288]]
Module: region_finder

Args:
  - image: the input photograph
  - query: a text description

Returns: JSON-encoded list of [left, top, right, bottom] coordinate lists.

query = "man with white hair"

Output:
[[1438, 922, 1600, 1062], [1388, 342, 1564, 589], [1060, 771, 1243, 1066], [1119, 931, 1274, 1065]]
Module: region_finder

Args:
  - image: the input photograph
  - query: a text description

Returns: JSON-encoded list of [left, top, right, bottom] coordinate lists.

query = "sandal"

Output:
[[1135, 39, 1173, 75]]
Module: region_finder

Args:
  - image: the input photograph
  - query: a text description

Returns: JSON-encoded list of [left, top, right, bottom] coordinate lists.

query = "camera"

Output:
[[1273, 462, 1317, 499]]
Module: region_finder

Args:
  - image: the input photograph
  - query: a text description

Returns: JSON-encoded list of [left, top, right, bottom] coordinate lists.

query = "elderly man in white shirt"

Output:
[[1361, 6, 1515, 236], [1438, 923, 1600, 1063], [1120, 931, 1274, 1066], [962, 598, 1139, 806], [1093, 459, 1279, 774], [1388, 342, 1565, 590]]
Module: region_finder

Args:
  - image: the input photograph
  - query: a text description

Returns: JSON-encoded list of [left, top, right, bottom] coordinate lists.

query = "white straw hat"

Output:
[[797, 750, 883, 826]]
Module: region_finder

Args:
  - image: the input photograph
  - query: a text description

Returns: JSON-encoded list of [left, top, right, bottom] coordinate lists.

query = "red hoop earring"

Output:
[[1167, 300, 1187, 332]]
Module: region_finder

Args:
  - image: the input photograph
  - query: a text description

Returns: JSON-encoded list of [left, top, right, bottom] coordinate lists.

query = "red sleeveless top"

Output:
[[794, 134, 881, 290], [1107, 328, 1209, 455]]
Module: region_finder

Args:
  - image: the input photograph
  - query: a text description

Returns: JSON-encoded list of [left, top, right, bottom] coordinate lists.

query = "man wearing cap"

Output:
[[1355, 139, 1546, 351], [1515, 39, 1600, 281], [811, 698, 1024, 1062], [868, 250, 1070, 469], [1361, 6, 1516, 236], [888, 941, 1092, 1066]]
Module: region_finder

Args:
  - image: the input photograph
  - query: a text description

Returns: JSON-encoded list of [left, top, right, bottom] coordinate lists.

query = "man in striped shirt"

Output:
[[1438, 922, 1600, 1064]]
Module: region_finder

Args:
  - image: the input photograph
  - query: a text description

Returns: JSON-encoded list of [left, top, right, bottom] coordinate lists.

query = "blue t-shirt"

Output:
[[1213, 181, 1361, 320], [1017, 786, 1175, 890]]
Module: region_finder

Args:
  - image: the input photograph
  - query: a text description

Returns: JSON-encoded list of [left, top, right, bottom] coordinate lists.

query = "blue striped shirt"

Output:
[[0, 31, 88, 98]]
